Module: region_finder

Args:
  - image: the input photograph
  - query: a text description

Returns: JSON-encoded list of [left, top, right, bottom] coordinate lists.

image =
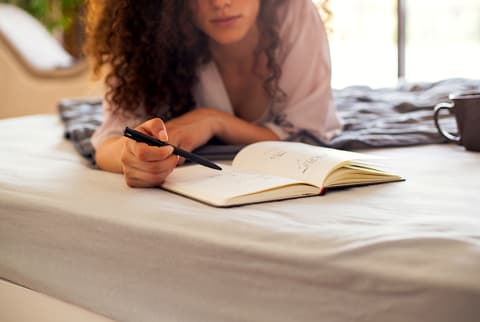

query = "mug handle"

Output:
[[434, 102, 460, 142]]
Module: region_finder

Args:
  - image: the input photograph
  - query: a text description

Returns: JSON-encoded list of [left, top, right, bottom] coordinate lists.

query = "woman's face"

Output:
[[190, 0, 261, 45]]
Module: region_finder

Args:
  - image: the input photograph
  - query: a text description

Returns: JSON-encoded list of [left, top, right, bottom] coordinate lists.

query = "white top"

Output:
[[91, 0, 342, 148]]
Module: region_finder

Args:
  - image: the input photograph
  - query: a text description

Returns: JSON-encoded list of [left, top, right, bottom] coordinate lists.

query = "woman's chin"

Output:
[[209, 31, 249, 46]]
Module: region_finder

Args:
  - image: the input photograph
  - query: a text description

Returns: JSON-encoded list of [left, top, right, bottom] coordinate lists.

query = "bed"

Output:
[[1, 112, 479, 322]]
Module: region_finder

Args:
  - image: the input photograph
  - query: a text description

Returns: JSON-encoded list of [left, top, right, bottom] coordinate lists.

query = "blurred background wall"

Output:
[[0, 0, 102, 118]]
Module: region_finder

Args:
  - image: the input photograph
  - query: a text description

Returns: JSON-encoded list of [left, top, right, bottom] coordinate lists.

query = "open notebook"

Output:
[[163, 141, 403, 207]]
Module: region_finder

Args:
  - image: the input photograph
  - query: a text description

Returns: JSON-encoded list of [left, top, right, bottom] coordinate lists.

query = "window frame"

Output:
[[397, 0, 406, 79]]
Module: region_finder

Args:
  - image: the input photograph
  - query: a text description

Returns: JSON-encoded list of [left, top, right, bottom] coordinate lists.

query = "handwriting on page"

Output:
[[296, 155, 326, 174], [263, 149, 327, 174], [264, 150, 287, 160], [174, 168, 287, 193]]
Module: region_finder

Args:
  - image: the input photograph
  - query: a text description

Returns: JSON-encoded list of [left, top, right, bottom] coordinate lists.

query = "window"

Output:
[[315, 0, 397, 88], [314, 0, 480, 88], [405, 0, 480, 82]]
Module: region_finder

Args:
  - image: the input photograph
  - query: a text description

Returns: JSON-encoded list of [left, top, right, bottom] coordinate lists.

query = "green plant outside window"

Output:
[[0, 0, 84, 32]]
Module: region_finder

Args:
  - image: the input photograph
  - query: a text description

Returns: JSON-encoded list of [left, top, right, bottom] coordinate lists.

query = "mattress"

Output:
[[1, 114, 479, 322]]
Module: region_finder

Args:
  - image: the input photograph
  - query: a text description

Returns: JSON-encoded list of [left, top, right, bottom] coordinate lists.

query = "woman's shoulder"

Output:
[[276, 0, 325, 54], [277, 0, 319, 28]]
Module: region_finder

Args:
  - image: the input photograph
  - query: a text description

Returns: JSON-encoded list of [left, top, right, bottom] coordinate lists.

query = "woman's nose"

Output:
[[210, 0, 232, 10]]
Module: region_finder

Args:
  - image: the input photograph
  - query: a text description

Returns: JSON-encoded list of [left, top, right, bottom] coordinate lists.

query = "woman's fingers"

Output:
[[122, 146, 178, 170], [123, 166, 174, 188], [121, 138, 179, 187], [119, 117, 183, 188], [130, 142, 174, 162], [137, 118, 168, 141], [122, 154, 179, 187]]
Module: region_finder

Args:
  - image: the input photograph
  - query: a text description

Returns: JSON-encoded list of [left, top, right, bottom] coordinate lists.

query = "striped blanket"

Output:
[[59, 78, 480, 165]]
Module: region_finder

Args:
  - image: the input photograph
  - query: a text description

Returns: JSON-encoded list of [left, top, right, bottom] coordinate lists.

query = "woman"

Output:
[[86, 0, 342, 188]]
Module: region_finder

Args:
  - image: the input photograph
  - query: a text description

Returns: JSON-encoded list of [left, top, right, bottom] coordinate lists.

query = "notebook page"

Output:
[[162, 164, 309, 205], [232, 141, 374, 187]]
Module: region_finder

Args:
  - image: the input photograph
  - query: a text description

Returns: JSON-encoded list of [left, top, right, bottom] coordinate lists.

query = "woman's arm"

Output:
[[94, 108, 278, 186], [165, 107, 279, 152], [95, 136, 126, 173]]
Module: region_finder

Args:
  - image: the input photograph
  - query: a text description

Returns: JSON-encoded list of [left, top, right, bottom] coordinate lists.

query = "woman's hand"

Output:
[[166, 107, 280, 154], [121, 118, 179, 188], [165, 108, 220, 159]]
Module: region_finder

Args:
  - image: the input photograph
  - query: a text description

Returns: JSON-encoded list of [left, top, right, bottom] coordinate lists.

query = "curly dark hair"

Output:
[[85, 0, 292, 121]]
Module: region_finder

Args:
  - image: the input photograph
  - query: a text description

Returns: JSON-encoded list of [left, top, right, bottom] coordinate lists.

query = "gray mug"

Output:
[[434, 92, 480, 152]]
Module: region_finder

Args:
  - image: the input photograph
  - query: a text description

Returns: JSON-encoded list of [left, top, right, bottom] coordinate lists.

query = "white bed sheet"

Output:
[[0, 114, 479, 322], [0, 279, 115, 322]]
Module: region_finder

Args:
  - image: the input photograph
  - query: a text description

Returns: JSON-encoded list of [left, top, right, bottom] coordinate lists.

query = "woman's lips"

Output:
[[210, 15, 241, 27]]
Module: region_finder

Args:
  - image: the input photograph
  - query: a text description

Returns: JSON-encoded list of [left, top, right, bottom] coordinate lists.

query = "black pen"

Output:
[[123, 127, 222, 171]]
